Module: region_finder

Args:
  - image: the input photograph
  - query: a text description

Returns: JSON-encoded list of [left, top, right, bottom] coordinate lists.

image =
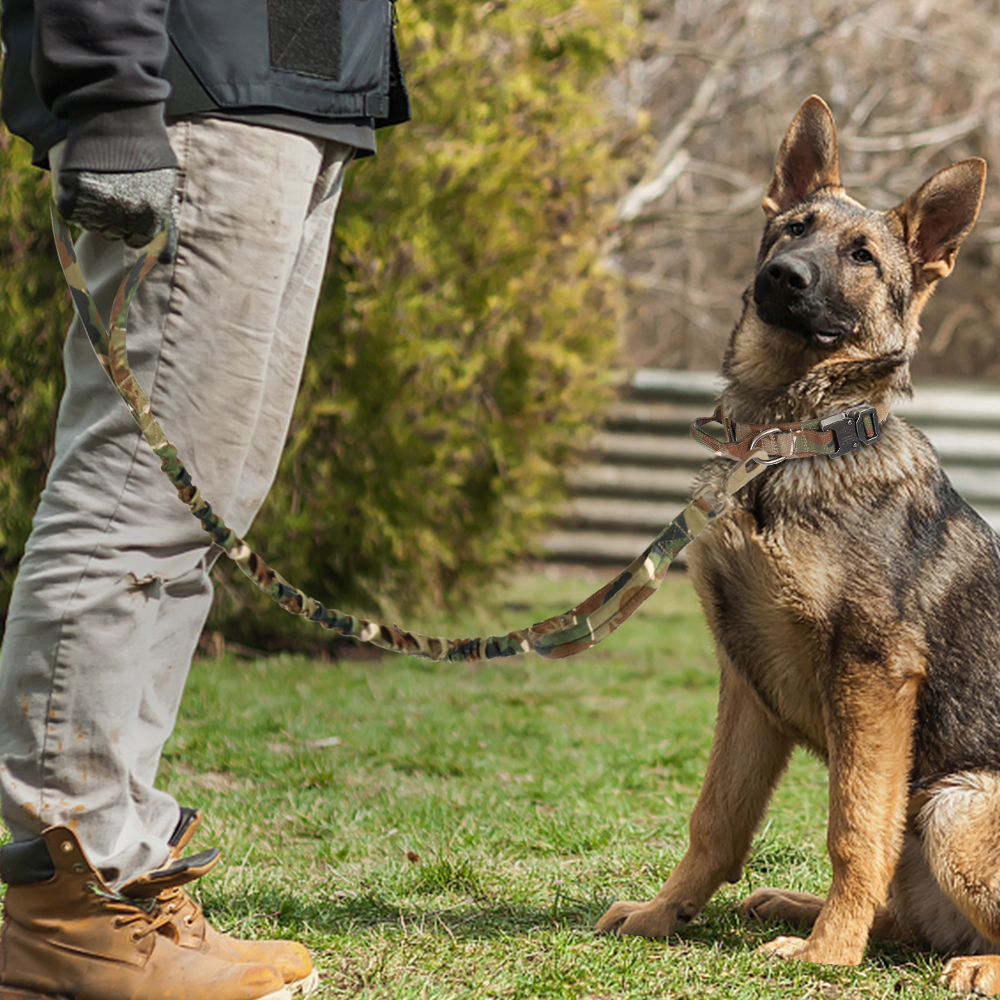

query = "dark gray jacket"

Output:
[[1, 0, 410, 168]]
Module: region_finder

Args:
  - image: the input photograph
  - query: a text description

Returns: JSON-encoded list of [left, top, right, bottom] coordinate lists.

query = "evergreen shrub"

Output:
[[0, 134, 72, 627], [1, 1, 635, 644]]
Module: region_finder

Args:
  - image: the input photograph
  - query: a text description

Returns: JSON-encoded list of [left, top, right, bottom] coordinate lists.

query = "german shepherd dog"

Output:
[[595, 96, 1000, 994]]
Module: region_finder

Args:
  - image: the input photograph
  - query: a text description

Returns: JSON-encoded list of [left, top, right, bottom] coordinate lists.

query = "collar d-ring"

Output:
[[749, 427, 788, 465]]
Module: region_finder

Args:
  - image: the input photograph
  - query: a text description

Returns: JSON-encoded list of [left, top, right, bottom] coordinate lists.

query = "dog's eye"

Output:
[[787, 221, 807, 237], [851, 247, 875, 264]]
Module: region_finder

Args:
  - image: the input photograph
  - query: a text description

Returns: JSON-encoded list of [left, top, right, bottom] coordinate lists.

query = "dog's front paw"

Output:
[[759, 933, 864, 966], [759, 934, 811, 960], [596, 900, 677, 939], [740, 888, 824, 928], [941, 955, 1000, 995]]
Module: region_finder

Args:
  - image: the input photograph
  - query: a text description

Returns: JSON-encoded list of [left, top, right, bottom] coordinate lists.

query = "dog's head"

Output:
[[723, 96, 986, 420]]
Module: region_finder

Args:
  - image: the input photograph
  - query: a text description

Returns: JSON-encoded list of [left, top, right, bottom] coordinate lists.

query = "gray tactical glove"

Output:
[[55, 167, 178, 262]]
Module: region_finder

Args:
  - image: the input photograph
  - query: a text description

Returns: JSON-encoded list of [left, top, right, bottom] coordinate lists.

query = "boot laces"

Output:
[[86, 881, 178, 940], [156, 884, 204, 928]]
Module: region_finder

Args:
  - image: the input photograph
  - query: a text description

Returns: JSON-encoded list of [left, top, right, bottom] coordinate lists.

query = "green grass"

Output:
[[161, 569, 946, 998]]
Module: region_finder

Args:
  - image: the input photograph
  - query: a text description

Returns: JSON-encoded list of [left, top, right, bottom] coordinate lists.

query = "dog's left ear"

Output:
[[891, 158, 987, 284], [763, 96, 841, 217]]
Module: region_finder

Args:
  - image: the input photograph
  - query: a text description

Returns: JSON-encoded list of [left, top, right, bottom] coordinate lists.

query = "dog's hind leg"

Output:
[[741, 887, 910, 941], [596, 659, 794, 939], [741, 888, 825, 930], [900, 772, 1000, 995]]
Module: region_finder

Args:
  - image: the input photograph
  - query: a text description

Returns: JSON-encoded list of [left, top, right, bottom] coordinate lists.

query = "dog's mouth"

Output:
[[809, 329, 841, 348], [754, 297, 846, 350]]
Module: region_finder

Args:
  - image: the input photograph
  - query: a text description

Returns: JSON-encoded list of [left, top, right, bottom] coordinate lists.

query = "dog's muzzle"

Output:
[[753, 253, 842, 347]]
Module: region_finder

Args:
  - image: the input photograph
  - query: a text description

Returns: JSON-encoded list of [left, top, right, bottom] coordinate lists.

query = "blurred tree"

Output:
[[617, 0, 1000, 379], [211, 0, 634, 645], [1, 1, 635, 643], [0, 133, 72, 631]]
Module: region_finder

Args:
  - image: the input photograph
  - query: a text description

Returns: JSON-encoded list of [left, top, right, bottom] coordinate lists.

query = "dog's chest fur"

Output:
[[687, 417, 1000, 773]]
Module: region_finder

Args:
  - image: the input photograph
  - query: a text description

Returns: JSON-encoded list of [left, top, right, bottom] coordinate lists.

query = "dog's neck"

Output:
[[721, 349, 912, 426]]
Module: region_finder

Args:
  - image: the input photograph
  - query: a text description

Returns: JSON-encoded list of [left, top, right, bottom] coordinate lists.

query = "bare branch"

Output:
[[616, 0, 768, 222], [614, 0, 1000, 380], [841, 111, 984, 153]]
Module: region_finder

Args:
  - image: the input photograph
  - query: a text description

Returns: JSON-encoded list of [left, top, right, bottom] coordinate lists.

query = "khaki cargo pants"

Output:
[[0, 118, 352, 884]]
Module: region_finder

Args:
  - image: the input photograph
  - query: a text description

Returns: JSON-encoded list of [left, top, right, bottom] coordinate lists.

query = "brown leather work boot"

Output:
[[0, 827, 290, 1000], [153, 888, 317, 997], [144, 809, 318, 997]]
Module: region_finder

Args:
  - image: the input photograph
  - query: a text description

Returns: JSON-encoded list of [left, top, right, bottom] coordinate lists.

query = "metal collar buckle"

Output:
[[819, 404, 881, 458]]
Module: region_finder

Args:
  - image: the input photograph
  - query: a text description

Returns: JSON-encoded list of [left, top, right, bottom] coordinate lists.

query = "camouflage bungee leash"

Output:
[[49, 207, 876, 662]]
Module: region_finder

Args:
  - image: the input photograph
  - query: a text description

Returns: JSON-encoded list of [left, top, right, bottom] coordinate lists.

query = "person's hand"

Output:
[[56, 167, 178, 261]]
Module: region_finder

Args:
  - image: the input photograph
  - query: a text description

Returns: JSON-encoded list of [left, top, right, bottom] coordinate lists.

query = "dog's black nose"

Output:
[[755, 255, 814, 302]]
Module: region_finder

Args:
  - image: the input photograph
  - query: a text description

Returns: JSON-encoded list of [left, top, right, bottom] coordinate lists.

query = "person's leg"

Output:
[[0, 117, 351, 886], [128, 128, 354, 858]]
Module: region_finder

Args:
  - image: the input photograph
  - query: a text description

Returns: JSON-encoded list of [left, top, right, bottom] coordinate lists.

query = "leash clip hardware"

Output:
[[820, 404, 881, 458], [692, 481, 733, 517]]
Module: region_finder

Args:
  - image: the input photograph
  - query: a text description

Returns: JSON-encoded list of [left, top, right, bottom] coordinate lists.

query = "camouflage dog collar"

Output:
[[691, 402, 886, 463], [51, 207, 773, 662]]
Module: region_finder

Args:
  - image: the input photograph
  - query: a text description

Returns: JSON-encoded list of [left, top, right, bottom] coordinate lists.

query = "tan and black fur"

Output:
[[595, 97, 1000, 994]]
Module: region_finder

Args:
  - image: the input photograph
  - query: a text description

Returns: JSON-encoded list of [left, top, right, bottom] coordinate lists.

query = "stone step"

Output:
[[626, 369, 1000, 427], [543, 371, 1000, 565], [542, 528, 689, 566], [945, 468, 1000, 502], [593, 425, 1000, 470], [558, 496, 686, 535], [557, 492, 1000, 535], [605, 400, 708, 434], [544, 498, 1000, 566], [567, 463, 696, 501], [589, 430, 708, 468], [917, 428, 1000, 465]]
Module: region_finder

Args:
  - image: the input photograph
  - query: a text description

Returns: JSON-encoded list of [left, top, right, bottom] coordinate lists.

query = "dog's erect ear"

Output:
[[762, 96, 841, 217], [890, 158, 987, 284]]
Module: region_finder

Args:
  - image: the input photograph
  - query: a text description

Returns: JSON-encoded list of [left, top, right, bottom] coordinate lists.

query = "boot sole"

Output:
[[290, 968, 320, 997]]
